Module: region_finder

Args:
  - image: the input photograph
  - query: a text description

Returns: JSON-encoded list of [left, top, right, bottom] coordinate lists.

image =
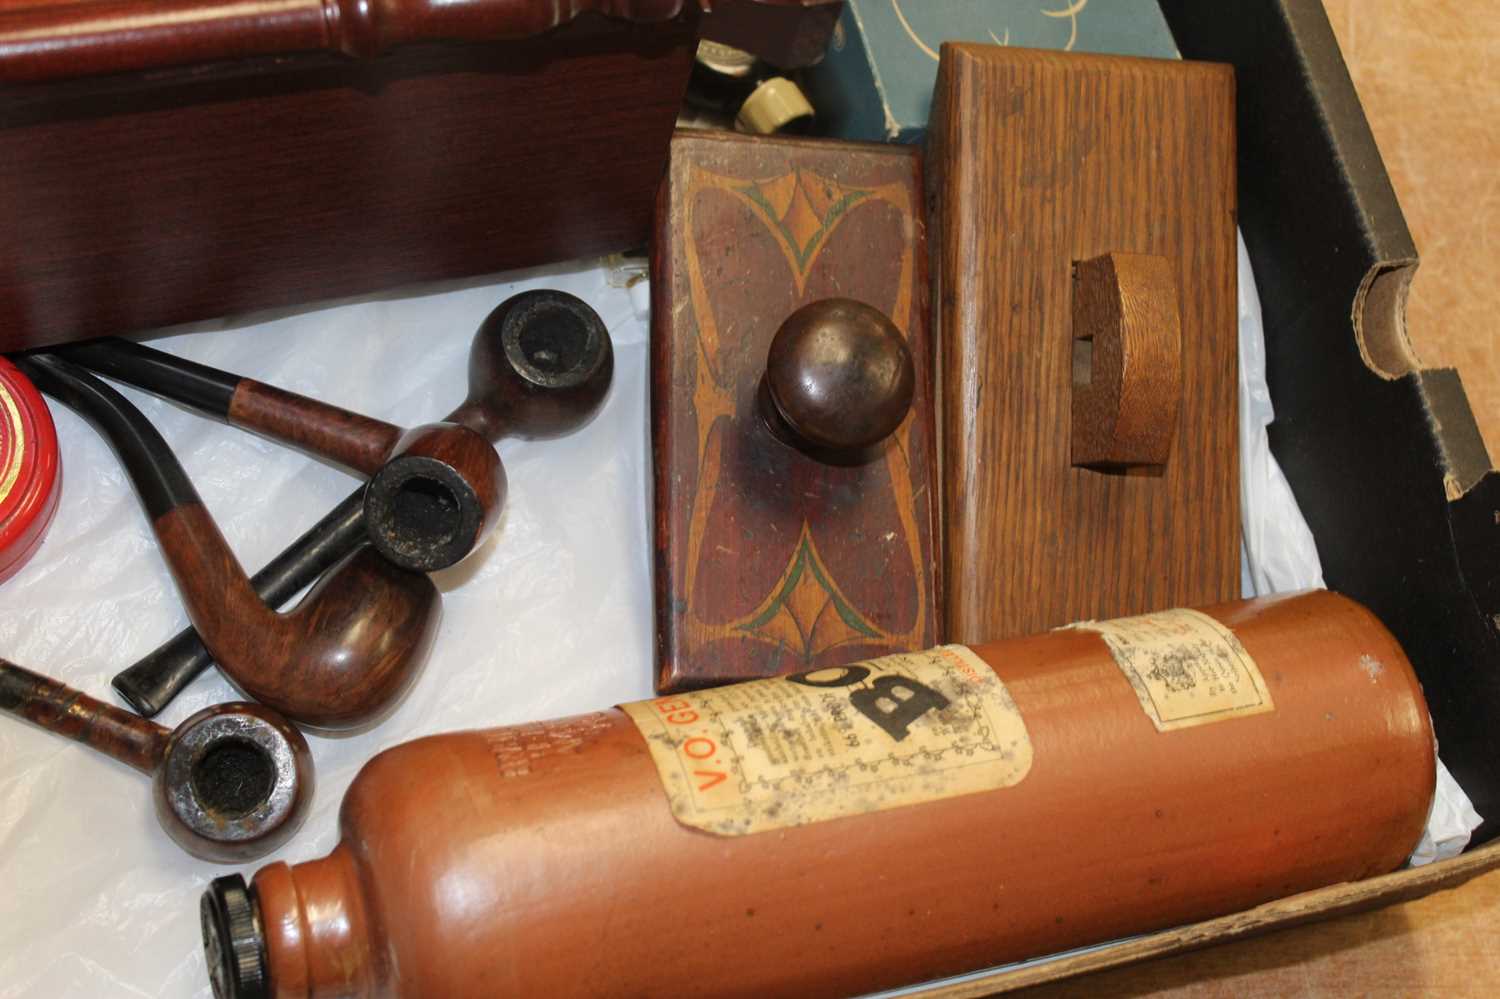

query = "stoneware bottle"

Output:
[[203, 591, 1435, 999]]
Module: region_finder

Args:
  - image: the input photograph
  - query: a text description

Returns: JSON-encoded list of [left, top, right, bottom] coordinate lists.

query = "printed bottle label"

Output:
[[621, 646, 1032, 837], [1070, 608, 1274, 731]]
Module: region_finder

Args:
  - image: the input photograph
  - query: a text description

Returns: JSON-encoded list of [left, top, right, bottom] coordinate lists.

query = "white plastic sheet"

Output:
[[0, 261, 660, 997], [1236, 234, 1326, 598]]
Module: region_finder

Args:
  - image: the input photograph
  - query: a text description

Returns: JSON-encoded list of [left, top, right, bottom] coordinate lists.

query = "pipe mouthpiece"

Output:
[[111, 661, 176, 717]]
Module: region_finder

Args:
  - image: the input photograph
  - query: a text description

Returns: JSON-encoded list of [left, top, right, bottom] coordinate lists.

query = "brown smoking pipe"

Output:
[[104, 289, 613, 718], [14, 353, 440, 731], [0, 659, 312, 863], [61, 340, 505, 574]]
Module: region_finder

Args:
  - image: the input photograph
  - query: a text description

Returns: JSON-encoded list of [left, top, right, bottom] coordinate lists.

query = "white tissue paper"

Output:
[[1236, 237, 1325, 598], [0, 238, 1482, 997], [0, 261, 660, 997]]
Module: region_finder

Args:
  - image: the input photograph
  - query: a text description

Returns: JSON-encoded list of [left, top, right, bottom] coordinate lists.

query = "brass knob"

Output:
[[758, 299, 915, 464]]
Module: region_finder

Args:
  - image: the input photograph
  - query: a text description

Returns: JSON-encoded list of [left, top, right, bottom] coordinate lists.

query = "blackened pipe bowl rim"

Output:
[[158, 705, 312, 861], [498, 289, 613, 393], [362, 454, 491, 573]]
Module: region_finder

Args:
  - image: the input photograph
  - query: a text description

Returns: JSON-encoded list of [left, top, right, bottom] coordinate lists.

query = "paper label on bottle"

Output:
[[621, 646, 1032, 837], [1071, 608, 1274, 732]]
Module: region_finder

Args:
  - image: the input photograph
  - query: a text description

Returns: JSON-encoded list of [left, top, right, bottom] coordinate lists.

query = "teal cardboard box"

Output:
[[805, 0, 1180, 143]]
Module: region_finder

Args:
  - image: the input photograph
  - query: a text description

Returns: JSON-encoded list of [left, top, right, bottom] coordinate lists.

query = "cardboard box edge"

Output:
[[903, 840, 1500, 997]]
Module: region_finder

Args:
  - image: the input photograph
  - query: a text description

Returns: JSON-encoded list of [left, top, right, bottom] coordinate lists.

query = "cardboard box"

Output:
[[804, 0, 1178, 143], [912, 843, 1500, 995], [895, 0, 1500, 991], [5, 0, 1495, 994], [1161, 0, 1500, 847]]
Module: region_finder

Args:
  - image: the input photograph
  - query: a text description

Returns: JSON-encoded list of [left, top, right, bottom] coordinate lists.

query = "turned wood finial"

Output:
[[758, 298, 915, 465], [0, 0, 690, 83]]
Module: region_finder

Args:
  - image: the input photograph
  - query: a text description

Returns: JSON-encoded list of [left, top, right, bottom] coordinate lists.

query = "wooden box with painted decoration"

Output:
[[649, 127, 940, 693]]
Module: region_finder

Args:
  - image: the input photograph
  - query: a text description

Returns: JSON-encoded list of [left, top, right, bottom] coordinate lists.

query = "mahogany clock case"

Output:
[[0, 1, 700, 351]]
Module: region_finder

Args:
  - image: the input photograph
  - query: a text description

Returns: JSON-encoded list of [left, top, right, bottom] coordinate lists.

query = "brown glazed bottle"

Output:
[[204, 591, 1436, 998]]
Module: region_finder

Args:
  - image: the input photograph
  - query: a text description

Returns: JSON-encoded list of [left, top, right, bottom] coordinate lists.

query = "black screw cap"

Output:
[[201, 874, 268, 999]]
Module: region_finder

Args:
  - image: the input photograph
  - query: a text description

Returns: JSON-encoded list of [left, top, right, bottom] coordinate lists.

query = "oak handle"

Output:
[[1070, 252, 1183, 469]]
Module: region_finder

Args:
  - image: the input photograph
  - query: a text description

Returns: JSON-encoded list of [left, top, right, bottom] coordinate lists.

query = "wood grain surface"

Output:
[[923, 838, 1500, 997], [0, 658, 168, 774], [928, 44, 1240, 644], [1070, 252, 1183, 469], [1007, 854, 1500, 999], [0, 14, 695, 349], [0, 0, 689, 83], [650, 128, 938, 692], [229, 380, 405, 475], [1320, 0, 1500, 460]]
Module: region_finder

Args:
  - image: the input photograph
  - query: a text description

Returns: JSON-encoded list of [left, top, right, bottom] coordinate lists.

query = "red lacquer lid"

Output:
[[0, 356, 61, 583]]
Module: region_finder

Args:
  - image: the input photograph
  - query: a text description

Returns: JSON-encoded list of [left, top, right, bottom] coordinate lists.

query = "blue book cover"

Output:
[[806, 0, 1181, 143]]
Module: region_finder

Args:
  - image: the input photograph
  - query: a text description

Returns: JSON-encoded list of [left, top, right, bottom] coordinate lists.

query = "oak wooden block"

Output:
[[651, 128, 939, 693], [928, 44, 1239, 643]]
